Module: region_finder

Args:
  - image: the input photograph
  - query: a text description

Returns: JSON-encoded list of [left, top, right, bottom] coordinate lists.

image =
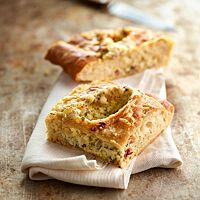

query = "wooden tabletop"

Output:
[[1, 0, 200, 199]]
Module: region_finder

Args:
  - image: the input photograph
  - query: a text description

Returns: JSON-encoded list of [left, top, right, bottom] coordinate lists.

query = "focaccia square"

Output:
[[45, 27, 174, 81], [45, 82, 174, 168]]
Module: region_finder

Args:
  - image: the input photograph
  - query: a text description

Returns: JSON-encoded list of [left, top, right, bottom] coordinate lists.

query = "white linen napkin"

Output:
[[21, 69, 182, 189]]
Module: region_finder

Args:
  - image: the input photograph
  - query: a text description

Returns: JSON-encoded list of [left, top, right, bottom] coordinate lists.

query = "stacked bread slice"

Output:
[[45, 82, 174, 168]]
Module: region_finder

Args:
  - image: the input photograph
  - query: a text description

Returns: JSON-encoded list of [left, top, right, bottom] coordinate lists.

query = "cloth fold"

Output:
[[21, 69, 182, 189]]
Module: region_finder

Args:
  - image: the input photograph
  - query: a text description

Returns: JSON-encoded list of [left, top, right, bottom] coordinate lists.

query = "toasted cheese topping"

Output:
[[52, 82, 133, 121], [68, 27, 159, 59]]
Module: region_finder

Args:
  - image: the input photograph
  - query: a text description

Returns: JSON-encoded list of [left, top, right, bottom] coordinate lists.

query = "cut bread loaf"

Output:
[[45, 82, 174, 168], [45, 27, 174, 81]]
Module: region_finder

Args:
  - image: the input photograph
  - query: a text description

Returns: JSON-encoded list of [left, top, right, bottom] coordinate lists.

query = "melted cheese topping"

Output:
[[67, 27, 157, 59], [53, 83, 133, 121]]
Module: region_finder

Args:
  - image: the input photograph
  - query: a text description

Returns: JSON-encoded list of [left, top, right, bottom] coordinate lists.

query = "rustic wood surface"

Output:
[[0, 0, 200, 199]]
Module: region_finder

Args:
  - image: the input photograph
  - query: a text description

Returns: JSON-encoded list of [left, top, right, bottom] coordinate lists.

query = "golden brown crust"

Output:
[[45, 27, 174, 81], [45, 41, 98, 79]]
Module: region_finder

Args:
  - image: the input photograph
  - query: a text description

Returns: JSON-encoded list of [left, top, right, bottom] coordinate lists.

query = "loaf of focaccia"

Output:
[[45, 27, 174, 81], [45, 82, 174, 168]]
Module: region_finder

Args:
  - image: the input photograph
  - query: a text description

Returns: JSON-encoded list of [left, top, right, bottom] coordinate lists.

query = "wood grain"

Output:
[[0, 0, 200, 199]]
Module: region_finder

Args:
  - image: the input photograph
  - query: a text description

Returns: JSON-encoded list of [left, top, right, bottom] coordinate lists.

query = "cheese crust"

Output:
[[45, 82, 174, 168], [45, 27, 174, 81]]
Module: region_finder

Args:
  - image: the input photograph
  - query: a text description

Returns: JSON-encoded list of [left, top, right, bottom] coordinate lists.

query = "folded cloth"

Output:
[[21, 69, 182, 189]]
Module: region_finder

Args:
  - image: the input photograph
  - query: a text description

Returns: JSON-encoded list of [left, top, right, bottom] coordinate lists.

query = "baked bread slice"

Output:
[[45, 27, 174, 81], [45, 82, 174, 168]]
